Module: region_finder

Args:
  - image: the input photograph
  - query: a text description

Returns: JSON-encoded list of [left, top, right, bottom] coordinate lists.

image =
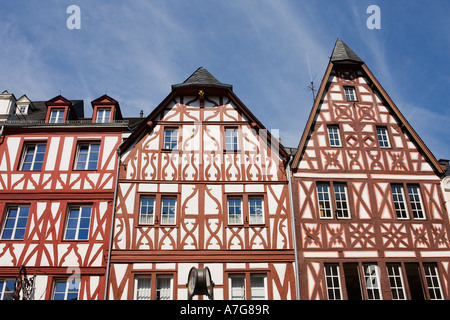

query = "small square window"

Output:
[[52, 279, 80, 300], [49, 108, 65, 123], [164, 128, 178, 150], [20, 143, 46, 171], [344, 87, 357, 101], [327, 126, 342, 147], [96, 108, 111, 123], [75, 143, 100, 170]]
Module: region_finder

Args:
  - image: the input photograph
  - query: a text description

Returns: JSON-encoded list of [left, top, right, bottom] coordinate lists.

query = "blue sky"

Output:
[[0, 1, 449, 159]]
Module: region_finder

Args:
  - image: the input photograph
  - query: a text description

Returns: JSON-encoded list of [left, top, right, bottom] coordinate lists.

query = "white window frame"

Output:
[[248, 196, 264, 224], [327, 125, 342, 147], [49, 108, 65, 123], [250, 274, 267, 300], [52, 278, 80, 300], [139, 196, 155, 224], [227, 196, 243, 225], [334, 183, 350, 219], [96, 108, 112, 123], [376, 127, 391, 148], [344, 87, 357, 101], [391, 184, 409, 219], [75, 142, 100, 170], [423, 263, 443, 300], [363, 263, 383, 300], [20, 143, 46, 171], [163, 128, 178, 150], [225, 127, 239, 151], [0, 279, 16, 300], [155, 275, 173, 300], [160, 197, 176, 225], [407, 185, 426, 220], [324, 264, 342, 300], [317, 183, 333, 219], [64, 205, 92, 240], [134, 275, 152, 300], [1, 205, 30, 240], [386, 263, 406, 300]]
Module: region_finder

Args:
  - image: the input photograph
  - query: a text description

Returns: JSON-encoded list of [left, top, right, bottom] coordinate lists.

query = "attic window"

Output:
[[344, 87, 357, 102], [16, 105, 28, 115], [96, 108, 112, 123], [49, 108, 65, 123]]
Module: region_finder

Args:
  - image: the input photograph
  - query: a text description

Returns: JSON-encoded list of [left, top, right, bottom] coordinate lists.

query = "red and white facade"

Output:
[[291, 40, 450, 300], [107, 68, 297, 300], [0, 94, 131, 299]]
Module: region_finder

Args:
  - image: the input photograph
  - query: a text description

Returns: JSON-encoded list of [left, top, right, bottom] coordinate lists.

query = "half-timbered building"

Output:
[[291, 39, 450, 300], [0, 94, 139, 299], [107, 67, 297, 300]]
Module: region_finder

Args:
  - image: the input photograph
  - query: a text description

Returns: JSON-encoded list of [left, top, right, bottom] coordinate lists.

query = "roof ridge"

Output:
[[331, 38, 363, 63]]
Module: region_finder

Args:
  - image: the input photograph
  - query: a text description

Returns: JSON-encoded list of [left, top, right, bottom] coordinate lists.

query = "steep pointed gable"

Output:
[[292, 39, 443, 175]]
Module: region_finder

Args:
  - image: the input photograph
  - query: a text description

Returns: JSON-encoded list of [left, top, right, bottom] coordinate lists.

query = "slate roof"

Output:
[[330, 38, 363, 63], [172, 67, 232, 89]]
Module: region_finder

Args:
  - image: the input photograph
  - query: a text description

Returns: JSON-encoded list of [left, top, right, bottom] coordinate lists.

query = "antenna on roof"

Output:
[[306, 51, 316, 101]]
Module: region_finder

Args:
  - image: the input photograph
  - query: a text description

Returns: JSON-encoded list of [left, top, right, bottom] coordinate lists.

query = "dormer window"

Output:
[[16, 105, 28, 115], [49, 108, 65, 123], [96, 108, 112, 123]]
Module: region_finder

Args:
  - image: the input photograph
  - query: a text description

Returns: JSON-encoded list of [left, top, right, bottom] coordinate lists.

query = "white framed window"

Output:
[[423, 263, 443, 300], [250, 274, 267, 300], [334, 183, 350, 219], [160, 197, 176, 225], [163, 128, 178, 149], [139, 196, 155, 224], [1, 205, 30, 240], [344, 87, 357, 101], [96, 108, 111, 123], [229, 274, 245, 300], [75, 142, 100, 170], [227, 196, 243, 224], [317, 183, 333, 218], [327, 125, 342, 147], [0, 279, 15, 300], [64, 205, 92, 240], [52, 279, 80, 300], [386, 263, 406, 300], [20, 143, 46, 171], [155, 275, 172, 300], [229, 273, 267, 300], [49, 108, 65, 123], [134, 276, 152, 300], [407, 185, 425, 219], [248, 197, 264, 224], [376, 127, 390, 148], [225, 127, 238, 151], [391, 184, 409, 219], [324, 264, 342, 300], [363, 263, 382, 300]]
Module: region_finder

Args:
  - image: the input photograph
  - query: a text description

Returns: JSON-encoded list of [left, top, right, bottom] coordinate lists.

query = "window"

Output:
[[344, 87, 357, 101], [248, 197, 264, 224], [163, 128, 178, 150], [387, 263, 406, 300], [139, 196, 155, 224], [20, 143, 46, 171], [225, 128, 238, 151], [324, 264, 342, 300], [327, 125, 342, 147], [228, 197, 242, 224], [49, 108, 65, 123], [155, 275, 172, 300], [317, 183, 332, 218], [343, 263, 362, 300], [334, 183, 350, 219], [75, 143, 100, 170], [392, 184, 426, 220], [64, 205, 92, 240], [161, 197, 176, 225], [52, 279, 80, 300], [135, 276, 151, 300], [0, 279, 15, 300], [407, 185, 425, 219], [376, 127, 390, 148], [96, 108, 111, 123], [363, 264, 382, 300], [391, 184, 409, 219], [1, 205, 30, 240], [229, 273, 267, 300], [134, 275, 173, 300], [423, 263, 443, 300]]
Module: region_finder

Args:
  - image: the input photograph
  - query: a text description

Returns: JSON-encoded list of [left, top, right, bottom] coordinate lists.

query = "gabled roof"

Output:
[[120, 67, 288, 161], [292, 39, 444, 175], [172, 67, 232, 90]]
